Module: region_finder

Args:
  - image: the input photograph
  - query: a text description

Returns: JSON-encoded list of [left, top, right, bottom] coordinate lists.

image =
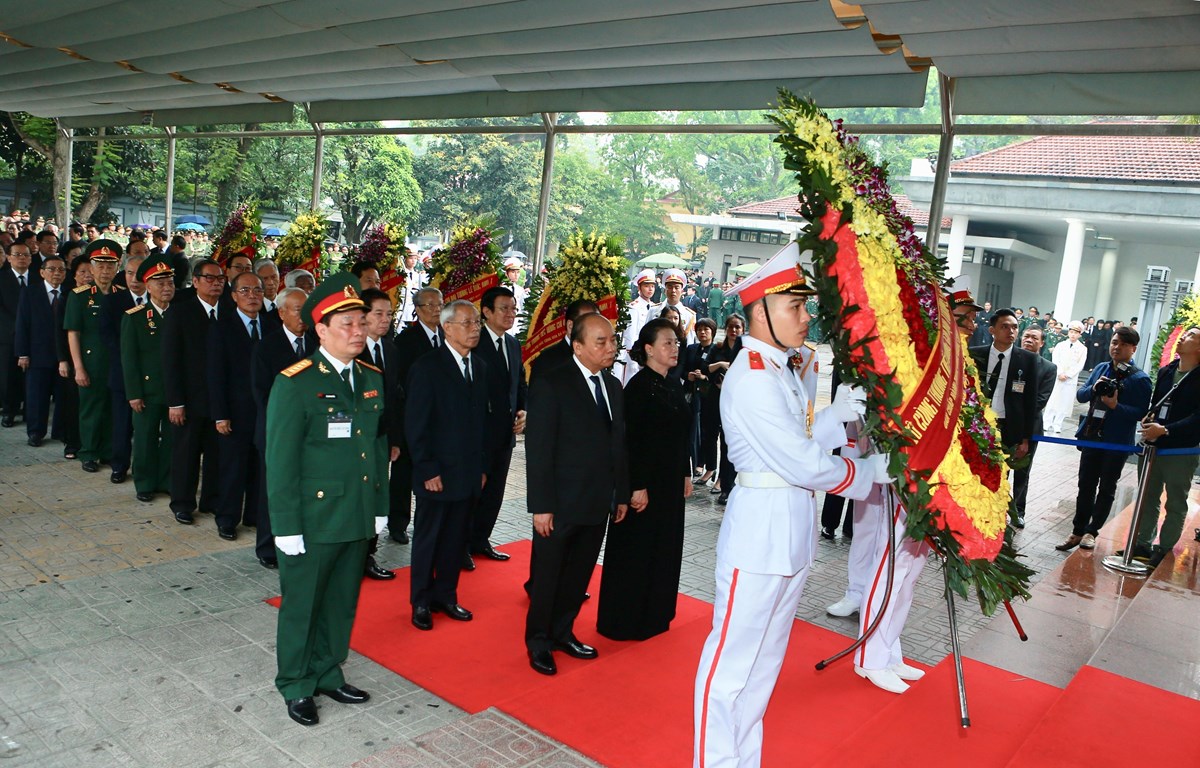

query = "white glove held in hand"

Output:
[[829, 384, 868, 423], [375, 517, 388, 535], [866, 454, 895, 485], [275, 535, 306, 556]]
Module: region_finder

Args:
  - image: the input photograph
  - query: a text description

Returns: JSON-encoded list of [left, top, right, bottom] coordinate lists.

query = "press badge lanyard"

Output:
[[1148, 366, 1195, 422]]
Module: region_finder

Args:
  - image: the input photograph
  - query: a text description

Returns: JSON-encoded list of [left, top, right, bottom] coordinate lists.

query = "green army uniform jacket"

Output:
[[121, 304, 167, 404]]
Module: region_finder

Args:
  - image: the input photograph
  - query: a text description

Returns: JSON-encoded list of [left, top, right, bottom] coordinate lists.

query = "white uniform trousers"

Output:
[[693, 559, 809, 768], [838, 483, 888, 605], [855, 504, 930, 670]]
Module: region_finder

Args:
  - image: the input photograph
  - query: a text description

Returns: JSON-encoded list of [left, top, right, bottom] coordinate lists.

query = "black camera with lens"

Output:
[[1093, 361, 1133, 399]]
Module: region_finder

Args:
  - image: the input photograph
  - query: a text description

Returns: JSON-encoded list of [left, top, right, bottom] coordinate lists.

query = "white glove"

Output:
[[866, 454, 895, 485], [375, 517, 388, 535], [829, 384, 867, 423], [275, 535, 306, 556]]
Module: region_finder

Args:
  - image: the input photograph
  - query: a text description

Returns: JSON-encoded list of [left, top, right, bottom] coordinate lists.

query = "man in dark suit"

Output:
[[405, 299, 490, 631], [14, 253, 66, 445], [527, 299, 598, 387], [1010, 325, 1057, 529], [469, 286, 527, 565], [0, 239, 35, 427], [163, 258, 225, 525], [524, 313, 630, 675], [969, 309, 1040, 472], [355, 287, 402, 581], [208, 270, 279, 541], [99, 243, 149, 483], [250, 287, 312, 569], [390, 285, 445, 543]]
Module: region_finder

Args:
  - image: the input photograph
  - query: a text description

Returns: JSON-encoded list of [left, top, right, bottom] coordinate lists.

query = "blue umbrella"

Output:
[[175, 222, 205, 232], [174, 214, 211, 227], [263, 227, 284, 237]]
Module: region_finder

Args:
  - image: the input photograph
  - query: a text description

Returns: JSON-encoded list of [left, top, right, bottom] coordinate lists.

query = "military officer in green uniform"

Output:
[[64, 239, 123, 472], [265, 272, 388, 727], [121, 255, 176, 502]]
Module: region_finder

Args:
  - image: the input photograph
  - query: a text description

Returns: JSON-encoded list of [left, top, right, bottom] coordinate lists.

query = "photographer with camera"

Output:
[[1056, 326, 1151, 551], [1130, 327, 1200, 567]]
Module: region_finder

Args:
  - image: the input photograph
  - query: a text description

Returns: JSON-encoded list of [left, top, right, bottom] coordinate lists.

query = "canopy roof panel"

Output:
[[1, 0, 1197, 127]]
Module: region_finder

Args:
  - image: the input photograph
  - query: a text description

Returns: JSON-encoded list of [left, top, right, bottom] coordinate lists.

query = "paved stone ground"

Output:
[[0, 346, 1112, 766]]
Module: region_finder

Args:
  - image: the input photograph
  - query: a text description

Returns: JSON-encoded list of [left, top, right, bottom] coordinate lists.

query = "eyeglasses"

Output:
[[197, 274, 226, 282], [235, 286, 265, 296], [417, 302, 444, 309], [41, 266, 66, 274], [446, 319, 482, 328]]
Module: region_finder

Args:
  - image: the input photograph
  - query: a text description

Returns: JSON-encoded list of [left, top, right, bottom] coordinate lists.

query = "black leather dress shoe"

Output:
[[462, 553, 476, 571], [218, 526, 237, 541], [286, 697, 319, 726], [389, 530, 409, 544], [110, 470, 127, 484], [1, 415, 14, 428], [529, 649, 557, 676], [27, 436, 42, 447], [473, 543, 511, 561], [317, 683, 370, 704], [258, 556, 279, 569], [717, 492, 729, 505], [554, 638, 598, 659], [412, 606, 433, 631], [81, 460, 99, 473], [431, 602, 473, 621], [174, 510, 194, 525], [364, 556, 395, 580], [136, 492, 154, 502]]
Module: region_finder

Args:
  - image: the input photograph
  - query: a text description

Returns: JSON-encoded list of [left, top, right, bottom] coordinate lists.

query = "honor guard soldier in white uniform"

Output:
[[693, 243, 891, 768], [652, 268, 697, 345], [618, 268, 658, 385]]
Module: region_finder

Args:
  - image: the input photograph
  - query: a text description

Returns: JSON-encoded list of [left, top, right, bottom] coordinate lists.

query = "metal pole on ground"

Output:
[[531, 112, 558, 279], [1103, 445, 1155, 576]]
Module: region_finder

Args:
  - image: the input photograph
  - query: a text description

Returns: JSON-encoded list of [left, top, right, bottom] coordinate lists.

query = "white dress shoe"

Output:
[[855, 665, 909, 694], [826, 596, 860, 617], [890, 661, 925, 681]]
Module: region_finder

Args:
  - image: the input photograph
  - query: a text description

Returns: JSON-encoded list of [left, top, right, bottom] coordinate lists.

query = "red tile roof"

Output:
[[894, 194, 951, 230], [728, 194, 949, 230], [951, 124, 1200, 183]]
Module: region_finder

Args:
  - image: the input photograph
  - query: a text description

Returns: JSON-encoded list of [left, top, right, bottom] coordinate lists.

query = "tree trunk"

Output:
[[74, 129, 107, 223], [214, 124, 259, 222], [52, 122, 71, 226]]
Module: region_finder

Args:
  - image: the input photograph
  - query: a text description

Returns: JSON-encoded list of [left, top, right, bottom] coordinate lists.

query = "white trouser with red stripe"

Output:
[[693, 559, 809, 768], [839, 483, 889, 606], [855, 503, 931, 671]]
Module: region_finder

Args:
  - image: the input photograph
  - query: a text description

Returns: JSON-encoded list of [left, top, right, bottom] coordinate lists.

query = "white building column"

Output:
[[1192, 251, 1200, 291], [1092, 244, 1119, 321], [946, 214, 969, 277], [1053, 219, 1086, 323]]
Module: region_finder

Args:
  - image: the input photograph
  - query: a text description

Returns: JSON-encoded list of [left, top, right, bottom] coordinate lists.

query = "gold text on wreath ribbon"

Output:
[[898, 289, 964, 472]]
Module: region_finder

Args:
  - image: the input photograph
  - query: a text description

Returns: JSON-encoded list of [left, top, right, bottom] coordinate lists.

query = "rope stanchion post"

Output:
[[1102, 444, 1156, 577]]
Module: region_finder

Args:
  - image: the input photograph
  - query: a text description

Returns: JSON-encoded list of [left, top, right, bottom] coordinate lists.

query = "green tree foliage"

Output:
[[323, 132, 422, 244]]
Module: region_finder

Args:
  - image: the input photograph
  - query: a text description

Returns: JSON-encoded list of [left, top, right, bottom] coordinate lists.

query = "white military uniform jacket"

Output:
[[619, 295, 658, 384], [717, 336, 875, 576]]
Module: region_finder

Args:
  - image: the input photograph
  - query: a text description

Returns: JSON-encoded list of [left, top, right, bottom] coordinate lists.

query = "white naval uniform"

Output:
[[1045, 338, 1088, 433], [395, 267, 427, 328], [855, 501, 930, 672], [693, 336, 876, 768], [831, 427, 891, 610], [619, 295, 658, 385]]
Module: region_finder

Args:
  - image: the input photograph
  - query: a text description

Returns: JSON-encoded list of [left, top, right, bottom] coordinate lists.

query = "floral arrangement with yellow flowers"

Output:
[[275, 211, 330, 281], [428, 217, 504, 303], [1152, 293, 1200, 370], [212, 202, 262, 266], [770, 91, 1033, 614]]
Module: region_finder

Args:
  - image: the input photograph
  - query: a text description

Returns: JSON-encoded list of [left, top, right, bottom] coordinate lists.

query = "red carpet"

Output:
[[1004, 665, 1200, 768]]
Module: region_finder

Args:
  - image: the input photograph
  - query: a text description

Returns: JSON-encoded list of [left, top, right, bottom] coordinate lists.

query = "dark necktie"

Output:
[[294, 337, 304, 359], [497, 336, 508, 375], [209, 308, 216, 321], [135, 296, 144, 306], [987, 352, 1005, 399], [18, 274, 25, 288], [373, 342, 384, 369], [590, 375, 611, 428], [250, 318, 259, 341], [50, 288, 59, 311], [341, 367, 352, 391], [432, 333, 439, 349], [463, 356, 472, 385]]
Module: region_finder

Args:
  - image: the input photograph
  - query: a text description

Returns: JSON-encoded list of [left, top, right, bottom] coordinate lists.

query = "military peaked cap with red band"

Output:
[[725, 241, 815, 306], [136, 254, 174, 283], [945, 274, 984, 311], [84, 239, 123, 262], [301, 272, 365, 326]]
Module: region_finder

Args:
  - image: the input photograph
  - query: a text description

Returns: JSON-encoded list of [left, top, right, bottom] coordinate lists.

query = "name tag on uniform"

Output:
[[327, 414, 352, 439], [1011, 380, 1025, 394]]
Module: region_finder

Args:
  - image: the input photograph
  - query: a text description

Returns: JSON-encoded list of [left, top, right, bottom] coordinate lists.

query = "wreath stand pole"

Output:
[[942, 561, 971, 727], [1102, 444, 1155, 577], [816, 433, 895, 671]]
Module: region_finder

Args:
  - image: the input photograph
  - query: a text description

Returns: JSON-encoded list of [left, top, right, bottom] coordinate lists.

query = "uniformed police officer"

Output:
[[120, 255, 176, 502], [63, 239, 123, 472], [265, 272, 388, 727]]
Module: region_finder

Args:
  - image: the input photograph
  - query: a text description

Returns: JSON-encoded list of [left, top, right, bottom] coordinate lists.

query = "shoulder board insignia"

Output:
[[804, 341, 817, 352], [125, 304, 143, 315], [357, 360, 381, 374], [73, 285, 90, 294], [113, 285, 126, 291], [748, 350, 765, 370], [281, 359, 313, 378]]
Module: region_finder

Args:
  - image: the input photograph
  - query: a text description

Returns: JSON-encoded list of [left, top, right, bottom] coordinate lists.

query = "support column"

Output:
[[1192, 251, 1200, 291], [1093, 244, 1119, 320], [58, 125, 74, 226], [946, 214, 969, 277], [164, 127, 176, 230], [924, 73, 955, 256], [531, 112, 558, 278], [311, 123, 325, 212], [1054, 219, 1086, 323]]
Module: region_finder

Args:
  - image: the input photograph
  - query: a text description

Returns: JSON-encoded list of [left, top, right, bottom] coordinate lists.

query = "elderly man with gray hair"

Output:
[[254, 259, 281, 313], [1045, 320, 1089, 434], [283, 268, 315, 294]]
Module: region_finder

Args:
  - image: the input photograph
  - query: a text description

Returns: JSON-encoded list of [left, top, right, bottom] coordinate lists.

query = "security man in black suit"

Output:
[[405, 299, 490, 631], [208, 270, 280, 541], [969, 308, 1040, 521], [163, 258, 225, 525], [524, 313, 630, 675], [390, 285, 445, 543], [0, 239, 35, 426], [14, 252, 67, 445], [469, 286, 527, 565], [250, 286, 313, 569], [99, 242, 150, 483], [1010, 325, 1058, 529]]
